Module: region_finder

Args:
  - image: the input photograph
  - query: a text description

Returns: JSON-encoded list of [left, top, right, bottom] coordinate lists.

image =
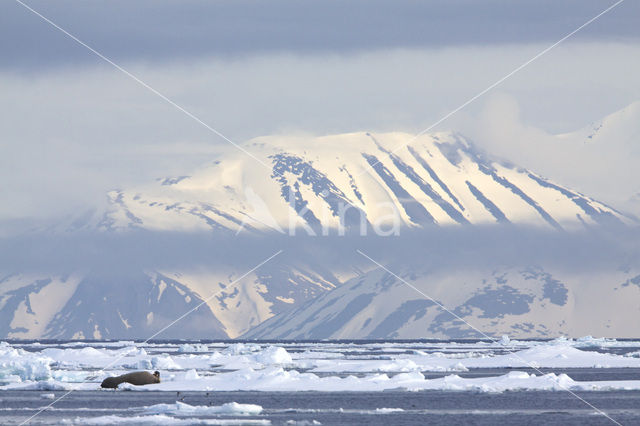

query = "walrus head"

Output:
[[153, 371, 160, 382]]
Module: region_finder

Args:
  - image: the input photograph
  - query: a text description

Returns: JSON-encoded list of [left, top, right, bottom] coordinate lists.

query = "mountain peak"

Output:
[[100, 131, 633, 235]]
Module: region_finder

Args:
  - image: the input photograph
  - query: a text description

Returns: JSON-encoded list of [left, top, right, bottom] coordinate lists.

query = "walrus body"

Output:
[[101, 371, 160, 389]]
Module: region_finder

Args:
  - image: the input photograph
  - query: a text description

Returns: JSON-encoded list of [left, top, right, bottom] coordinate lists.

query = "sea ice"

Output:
[[143, 401, 263, 416], [3, 339, 640, 394], [252, 346, 292, 365], [375, 408, 404, 413], [61, 414, 270, 425], [178, 344, 209, 353]]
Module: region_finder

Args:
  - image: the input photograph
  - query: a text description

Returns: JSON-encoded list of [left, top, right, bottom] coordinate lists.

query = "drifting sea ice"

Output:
[[143, 401, 263, 416], [60, 415, 271, 425], [2, 338, 640, 393], [178, 344, 209, 353]]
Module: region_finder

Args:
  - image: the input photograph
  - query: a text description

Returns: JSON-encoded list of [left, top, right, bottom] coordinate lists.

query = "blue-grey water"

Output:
[[3, 389, 640, 425]]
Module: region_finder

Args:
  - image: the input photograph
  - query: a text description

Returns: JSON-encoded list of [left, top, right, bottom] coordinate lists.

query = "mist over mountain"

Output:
[[1, 106, 639, 340], [470, 99, 640, 213]]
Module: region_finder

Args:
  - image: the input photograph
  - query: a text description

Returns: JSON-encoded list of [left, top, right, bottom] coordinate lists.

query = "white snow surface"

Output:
[[61, 415, 270, 425], [2, 339, 640, 393], [143, 401, 263, 416]]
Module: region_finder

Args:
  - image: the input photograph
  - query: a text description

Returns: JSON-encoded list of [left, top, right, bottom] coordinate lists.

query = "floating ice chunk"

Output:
[[40, 393, 55, 399], [253, 346, 292, 365], [40, 347, 110, 369], [119, 346, 147, 357], [500, 335, 510, 345], [375, 359, 419, 372], [62, 415, 179, 425], [375, 408, 404, 413], [573, 336, 621, 347], [131, 359, 153, 370], [151, 355, 181, 369], [178, 344, 209, 353], [117, 382, 136, 391], [61, 414, 270, 425], [504, 371, 531, 379], [144, 401, 263, 416], [223, 343, 262, 356], [184, 369, 200, 380], [452, 362, 468, 372], [0, 356, 52, 381]]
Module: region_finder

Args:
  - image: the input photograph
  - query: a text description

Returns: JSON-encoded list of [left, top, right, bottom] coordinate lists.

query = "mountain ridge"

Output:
[[96, 130, 634, 235]]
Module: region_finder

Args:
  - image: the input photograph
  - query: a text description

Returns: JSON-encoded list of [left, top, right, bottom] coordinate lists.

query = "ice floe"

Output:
[[178, 344, 209, 353], [61, 414, 270, 425], [375, 408, 404, 413], [143, 401, 263, 416]]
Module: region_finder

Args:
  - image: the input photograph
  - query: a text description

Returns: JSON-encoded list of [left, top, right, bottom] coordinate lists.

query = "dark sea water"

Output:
[[3, 389, 640, 425]]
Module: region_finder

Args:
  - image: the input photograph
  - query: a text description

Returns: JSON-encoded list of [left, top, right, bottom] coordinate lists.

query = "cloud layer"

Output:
[[1, 1, 639, 221], [1, 226, 638, 275]]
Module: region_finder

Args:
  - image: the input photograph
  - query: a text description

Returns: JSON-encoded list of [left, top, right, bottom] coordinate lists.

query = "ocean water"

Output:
[[3, 389, 640, 425], [2, 339, 640, 425]]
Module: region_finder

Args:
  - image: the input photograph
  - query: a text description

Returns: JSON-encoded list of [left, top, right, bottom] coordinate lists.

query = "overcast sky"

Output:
[[3, 0, 639, 70], [1, 0, 639, 221]]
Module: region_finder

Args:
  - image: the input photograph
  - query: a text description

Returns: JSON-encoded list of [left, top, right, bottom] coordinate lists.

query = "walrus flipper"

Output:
[[100, 377, 121, 389]]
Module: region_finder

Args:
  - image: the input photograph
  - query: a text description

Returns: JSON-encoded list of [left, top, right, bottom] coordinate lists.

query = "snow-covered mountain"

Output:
[[245, 265, 640, 339], [0, 261, 339, 340], [559, 100, 640, 147], [97, 131, 633, 234], [1, 128, 638, 340]]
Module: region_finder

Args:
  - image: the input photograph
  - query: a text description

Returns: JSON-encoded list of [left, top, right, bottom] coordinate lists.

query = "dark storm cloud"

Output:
[[1, 0, 638, 71]]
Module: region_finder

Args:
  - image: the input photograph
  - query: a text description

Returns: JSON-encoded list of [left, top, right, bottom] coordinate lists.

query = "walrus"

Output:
[[100, 371, 160, 389]]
